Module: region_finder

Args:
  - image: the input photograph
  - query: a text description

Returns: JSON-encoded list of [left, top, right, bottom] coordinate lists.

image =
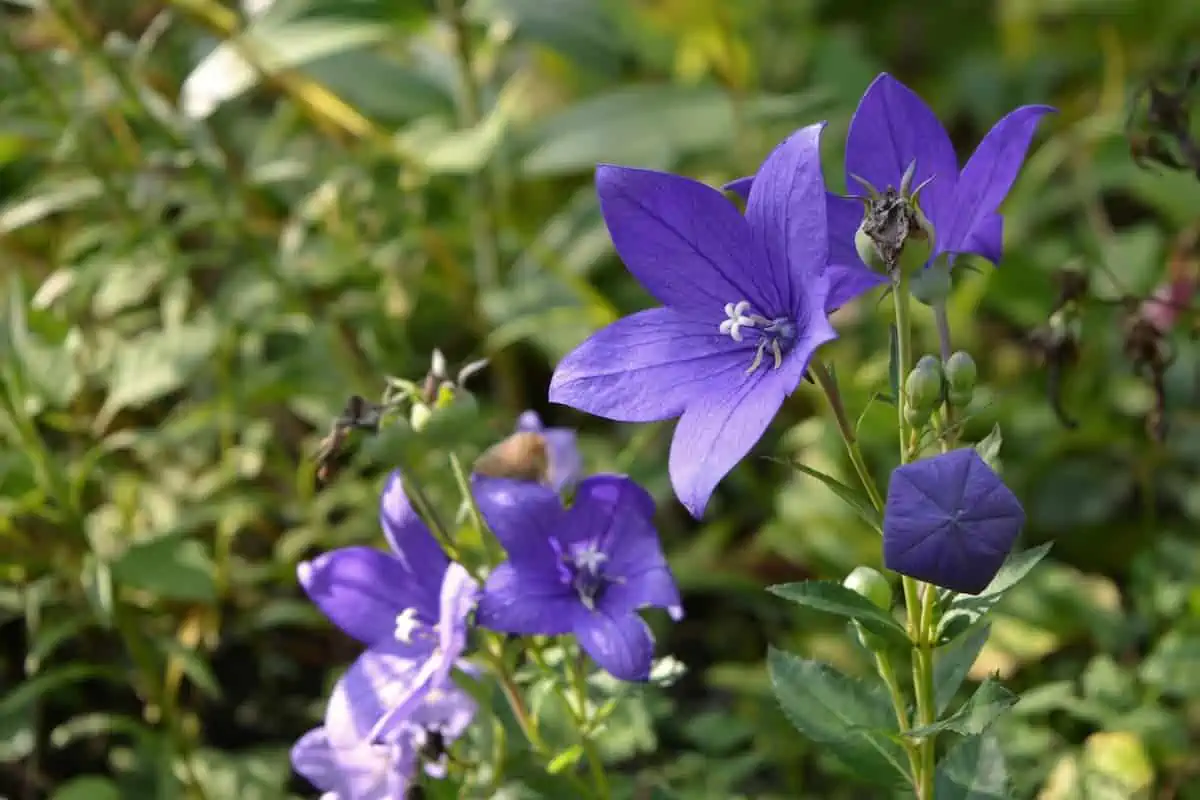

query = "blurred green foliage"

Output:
[[2, 0, 1200, 797]]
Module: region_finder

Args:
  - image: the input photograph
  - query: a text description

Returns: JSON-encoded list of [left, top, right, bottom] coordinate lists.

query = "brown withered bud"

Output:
[[471, 431, 551, 484], [314, 395, 385, 488]]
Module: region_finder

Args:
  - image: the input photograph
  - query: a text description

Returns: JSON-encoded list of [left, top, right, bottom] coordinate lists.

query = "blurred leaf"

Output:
[[767, 647, 909, 786], [935, 624, 991, 713], [1140, 628, 1200, 699], [466, 0, 627, 72], [906, 678, 1016, 739], [935, 734, 1010, 799], [786, 461, 883, 532], [0, 177, 103, 235], [767, 581, 907, 646], [111, 534, 217, 603], [52, 777, 122, 800], [188, 747, 292, 800]]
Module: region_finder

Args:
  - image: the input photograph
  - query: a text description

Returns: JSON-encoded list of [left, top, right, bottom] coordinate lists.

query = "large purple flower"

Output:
[[291, 645, 476, 799], [516, 410, 582, 492], [883, 448, 1026, 595], [473, 474, 683, 681], [549, 124, 838, 518], [730, 73, 1053, 284]]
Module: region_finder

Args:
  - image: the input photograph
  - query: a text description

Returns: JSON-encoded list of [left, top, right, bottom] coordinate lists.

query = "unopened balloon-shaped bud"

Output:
[[843, 566, 893, 610], [409, 402, 433, 433], [855, 221, 887, 273], [905, 357, 945, 413], [944, 351, 978, 393]]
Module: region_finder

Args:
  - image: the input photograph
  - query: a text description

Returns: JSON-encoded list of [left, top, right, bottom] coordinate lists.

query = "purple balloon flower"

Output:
[[730, 72, 1053, 281], [883, 448, 1026, 595], [549, 124, 839, 518], [473, 474, 683, 681], [516, 410, 583, 492], [291, 645, 476, 799]]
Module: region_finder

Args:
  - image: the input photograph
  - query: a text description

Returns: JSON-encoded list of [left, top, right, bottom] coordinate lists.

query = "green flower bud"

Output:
[[843, 566, 892, 611], [410, 402, 432, 433], [944, 351, 978, 392], [904, 358, 945, 412], [947, 387, 973, 409], [855, 222, 886, 272], [904, 402, 933, 428]]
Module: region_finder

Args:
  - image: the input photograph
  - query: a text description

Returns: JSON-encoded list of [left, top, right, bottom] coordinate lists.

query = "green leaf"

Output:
[[937, 543, 1053, 643], [934, 734, 1011, 799], [973, 424, 1003, 470], [767, 648, 910, 787], [1139, 629, 1200, 699], [767, 581, 908, 647], [52, 777, 122, 800], [786, 461, 883, 533], [111, 535, 217, 603], [96, 321, 220, 432], [906, 678, 1017, 738], [934, 624, 991, 713]]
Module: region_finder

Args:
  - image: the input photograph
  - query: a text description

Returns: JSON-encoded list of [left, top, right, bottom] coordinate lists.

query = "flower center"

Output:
[[550, 539, 612, 610], [393, 607, 434, 645], [719, 300, 796, 373]]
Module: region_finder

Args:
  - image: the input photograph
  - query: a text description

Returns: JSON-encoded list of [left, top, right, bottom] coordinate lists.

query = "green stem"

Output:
[[875, 651, 921, 780], [932, 304, 959, 442], [894, 275, 937, 799], [810, 361, 885, 512], [565, 645, 609, 799]]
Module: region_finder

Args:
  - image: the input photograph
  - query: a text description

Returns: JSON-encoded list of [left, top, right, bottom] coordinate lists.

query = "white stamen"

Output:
[[394, 608, 420, 643], [719, 300, 756, 342], [574, 547, 607, 572]]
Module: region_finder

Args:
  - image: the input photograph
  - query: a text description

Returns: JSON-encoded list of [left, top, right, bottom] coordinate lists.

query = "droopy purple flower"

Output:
[[516, 410, 582, 492], [291, 645, 476, 799], [298, 470, 454, 655], [549, 124, 838, 518], [883, 448, 1026, 595], [473, 474, 683, 681]]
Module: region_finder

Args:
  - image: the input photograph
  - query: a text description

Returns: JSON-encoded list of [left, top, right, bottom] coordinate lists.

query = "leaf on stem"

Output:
[[767, 581, 908, 647]]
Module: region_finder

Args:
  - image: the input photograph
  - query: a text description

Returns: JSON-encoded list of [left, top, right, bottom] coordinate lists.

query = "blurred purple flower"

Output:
[[473, 474, 683, 681], [549, 124, 838, 518], [516, 410, 582, 492], [298, 470, 453, 655], [730, 73, 1053, 279], [291, 645, 476, 799], [883, 448, 1026, 595]]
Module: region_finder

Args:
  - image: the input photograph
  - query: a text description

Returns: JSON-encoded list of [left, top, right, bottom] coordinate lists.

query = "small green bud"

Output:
[[843, 566, 892, 611], [904, 402, 933, 427], [947, 387, 972, 409], [904, 359, 945, 412], [944, 351, 978, 392], [410, 402, 432, 432], [855, 223, 886, 272]]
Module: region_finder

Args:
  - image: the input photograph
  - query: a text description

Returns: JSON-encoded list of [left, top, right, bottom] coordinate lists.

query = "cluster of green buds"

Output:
[[903, 351, 978, 427], [388, 349, 489, 433], [852, 160, 937, 278], [843, 566, 894, 650]]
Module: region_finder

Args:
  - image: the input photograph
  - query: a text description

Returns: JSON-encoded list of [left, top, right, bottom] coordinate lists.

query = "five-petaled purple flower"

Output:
[[291, 644, 476, 799], [549, 124, 839, 518], [516, 410, 583, 492], [883, 448, 1026, 595], [730, 72, 1053, 285], [473, 474, 683, 681], [299, 470, 479, 742]]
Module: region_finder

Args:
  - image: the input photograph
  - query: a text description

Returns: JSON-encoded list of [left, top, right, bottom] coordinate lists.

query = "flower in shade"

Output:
[[729, 73, 1053, 284], [473, 474, 682, 681], [883, 448, 1026, 595], [291, 644, 476, 799], [549, 124, 839, 518], [516, 410, 583, 492]]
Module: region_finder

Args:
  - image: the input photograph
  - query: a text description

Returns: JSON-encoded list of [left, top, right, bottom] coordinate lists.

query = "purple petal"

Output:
[[298, 547, 435, 650], [723, 175, 754, 199], [549, 307, 752, 422], [959, 213, 1004, 265], [601, 567, 682, 621], [595, 164, 778, 315], [515, 410, 544, 432], [744, 123, 831, 316], [379, 471, 449, 603], [572, 610, 656, 682], [824, 264, 889, 313], [941, 105, 1054, 257], [471, 477, 565, 568], [325, 645, 423, 747], [542, 428, 583, 492], [883, 448, 1026, 594], [826, 193, 868, 273], [435, 562, 477, 662], [477, 562, 578, 635], [290, 728, 339, 793], [845, 73, 958, 230]]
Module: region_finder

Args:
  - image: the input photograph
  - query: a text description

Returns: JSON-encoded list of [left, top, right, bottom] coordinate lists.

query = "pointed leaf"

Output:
[[937, 543, 1053, 643], [935, 625, 991, 713], [974, 424, 1003, 470], [934, 734, 1011, 799], [111, 535, 217, 603], [787, 461, 883, 532], [768, 581, 908, 647], [767, 648, 910, 786], [906, 678, 1016, 739]]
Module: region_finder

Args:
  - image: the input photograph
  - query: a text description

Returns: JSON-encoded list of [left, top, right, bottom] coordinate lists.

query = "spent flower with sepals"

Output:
[[515, 410, 583, 492], [883, 448, 1027, 595], [550, 124, 839, 517], [471, 411, 583, 491], [291, 645, 476, 799], [473, 474, 682, 681]]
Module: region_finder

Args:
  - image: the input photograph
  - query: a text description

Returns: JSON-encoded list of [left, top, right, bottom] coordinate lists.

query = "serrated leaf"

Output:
[[935, 734, 1010, 799], [111, 535, 217, 603], [906, 678, 1016, 739], [767, 648, 910, 786], [937, 543, 1054, 643], [974, 424, 1003, 470], [787, 461, 883, 533], [767, 581, 907, 647], [934, 624, 991, 713]]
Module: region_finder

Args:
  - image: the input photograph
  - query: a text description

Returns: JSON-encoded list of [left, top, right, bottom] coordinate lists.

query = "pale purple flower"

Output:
[[473, 474, 683, 681], [290, 645, 476, 799], [730, 73, 1053, 283], [549, 124, 838, 518], [516, 410, 582, 492], [883, 448, 1026, 595]]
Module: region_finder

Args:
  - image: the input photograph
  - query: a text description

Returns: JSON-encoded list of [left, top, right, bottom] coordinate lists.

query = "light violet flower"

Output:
[[549, 124, 838, 518]]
